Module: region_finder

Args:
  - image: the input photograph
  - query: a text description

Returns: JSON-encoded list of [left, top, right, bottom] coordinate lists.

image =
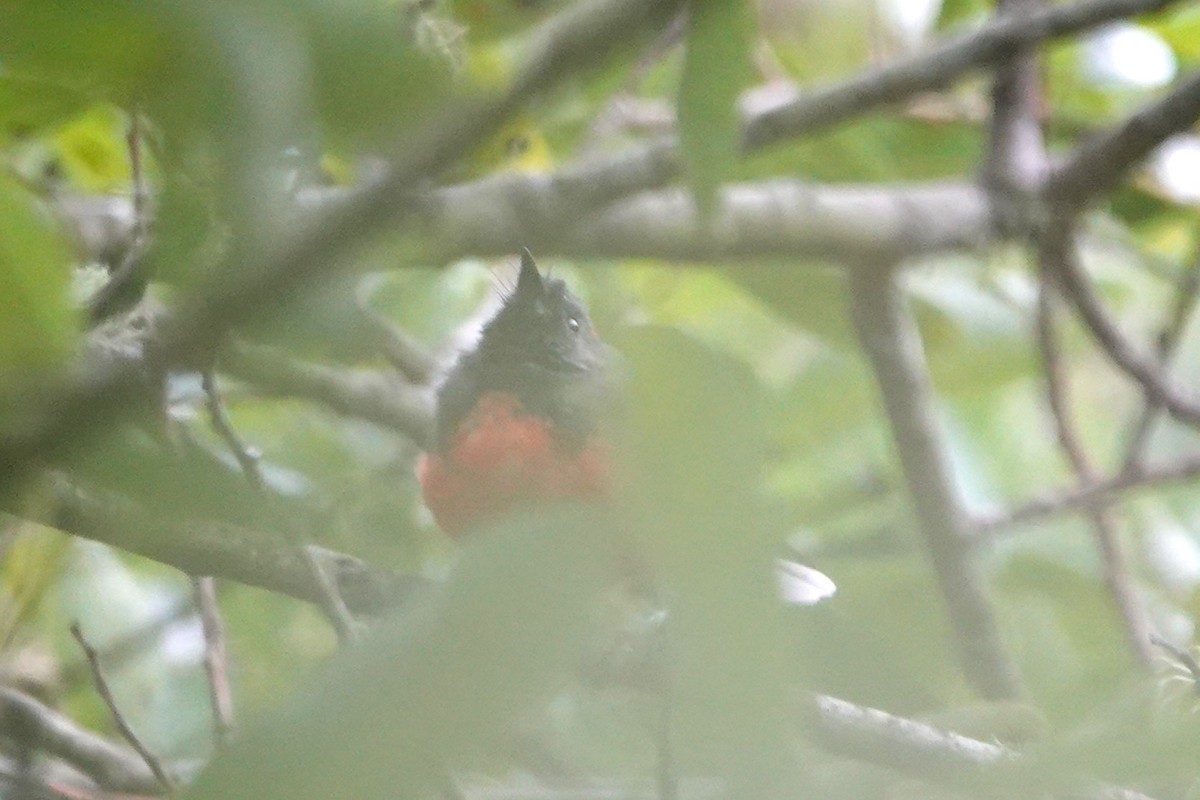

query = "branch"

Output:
[[357, 306, 437, 386], [586, 622, 1150, 799], [51, 0, 1178, 273], [982, 0, 1050, 230], [202, 366, 362, 644], [973, 452, 1200, 534], [87, 111, 153, 325], [219, 342, 434, 446], [981, 0, 1153, 666], [1033, 263, 1153, 667], [1050, 71, 1200, 208], [192, 576, 235, 749], [1044, 221, 1200, 428], [424, 179, 996, 264], [0, 687, 176, 795], [69, 622, 176, 793], [805, 695, 1155, 800], [202, 370, 266, 489], [848, 267, 1025, 700], [42, 477, 425, 615], [1122, 244, 1200, 468], [74, 177, 999, 269], [743, 0, 1180, 151]]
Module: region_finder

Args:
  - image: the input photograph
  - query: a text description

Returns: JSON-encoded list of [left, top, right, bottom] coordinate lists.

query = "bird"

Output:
[[417, 248, 614, 538], [417, 249, 834, 605]]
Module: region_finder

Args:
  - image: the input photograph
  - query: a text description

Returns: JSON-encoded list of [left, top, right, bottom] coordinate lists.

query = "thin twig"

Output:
[[974, 452, 1200, 533], [1034, 263, 1153, 667], [1046, 221, 1200, 428], [61, 598, 191, 689], [355, 305, 437, 386], [0, 687, 175, 795], [1122, 245, 1200, 468], [295, 540, 362, 645], [1150, 635, 1200, 689], [68, 623, 175, 794], [191, 576, 235, 748], [87, 111, 152, 325], [201, 369, 360, 644], [201, 370, 265, 489]]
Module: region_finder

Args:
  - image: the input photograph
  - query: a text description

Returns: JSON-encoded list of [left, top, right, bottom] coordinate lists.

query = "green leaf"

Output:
[[677, 0, 754, 216], [299, 0, 454, 150], [0, 2, 161, 104], [188, 506, 619, 800], [0, 177, 77, 378], [0, 75, 92, 140], [620, 326, 793, 795]]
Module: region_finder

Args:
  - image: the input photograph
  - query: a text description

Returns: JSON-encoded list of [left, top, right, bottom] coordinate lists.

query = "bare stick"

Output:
[[87, 111, 152, 325], [68, 622, 175, 793], [1122, 246, 1200, 468], [975, 452, 1200, 533], [201, 370, 265, 490], [221, 342, 433, 445], [1046, 222, 1200, 428], [849, 267, 1025, 700], [191, 576, 235, 748], [200, 369, 360, 644], [356, 306, 437, 386], [1034, 265, 1154, 667]]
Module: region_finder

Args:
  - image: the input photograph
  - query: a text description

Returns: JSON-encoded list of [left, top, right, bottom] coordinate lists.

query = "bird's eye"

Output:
[[567, 316, 581, 332]]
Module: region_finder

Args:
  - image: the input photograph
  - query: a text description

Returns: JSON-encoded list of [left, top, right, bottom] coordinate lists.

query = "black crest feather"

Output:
[[432, 250, 610, 451]]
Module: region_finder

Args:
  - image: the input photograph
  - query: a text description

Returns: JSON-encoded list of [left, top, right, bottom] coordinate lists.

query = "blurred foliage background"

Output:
[[2, 0, 1200, 798]]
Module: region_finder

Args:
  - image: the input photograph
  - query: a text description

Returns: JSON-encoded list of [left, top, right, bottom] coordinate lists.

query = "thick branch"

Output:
[[71, 178, 999, 269], [849, 268, 1025, 700], [425, 179, 996, 264], [42, 478, 425, 615], [1050, 71, 1200, 208]]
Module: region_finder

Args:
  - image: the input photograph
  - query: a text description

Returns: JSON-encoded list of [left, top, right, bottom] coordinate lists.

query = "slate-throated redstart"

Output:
[[417, 250, 834, 603], [418, 249, 613, 536]]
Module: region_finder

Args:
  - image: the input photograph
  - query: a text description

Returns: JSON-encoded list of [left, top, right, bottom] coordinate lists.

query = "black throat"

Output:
[[431, 250, 609, 453]]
